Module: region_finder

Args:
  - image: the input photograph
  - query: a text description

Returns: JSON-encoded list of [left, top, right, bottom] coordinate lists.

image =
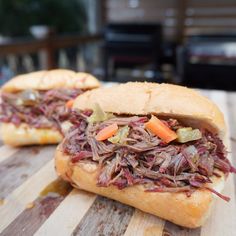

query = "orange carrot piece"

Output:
[[145, 115, 177, 143], [95, 123, 119, 141], [66, 99, 74, 108]]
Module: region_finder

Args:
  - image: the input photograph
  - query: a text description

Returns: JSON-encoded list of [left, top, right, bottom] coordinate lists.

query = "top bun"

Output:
[[1, 69, 100, 92], [73, 82, 226, 138]]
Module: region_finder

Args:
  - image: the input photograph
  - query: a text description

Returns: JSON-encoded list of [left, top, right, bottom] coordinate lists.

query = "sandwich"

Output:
[[54, 82, 236, 228], [0, 69, 100, 146]]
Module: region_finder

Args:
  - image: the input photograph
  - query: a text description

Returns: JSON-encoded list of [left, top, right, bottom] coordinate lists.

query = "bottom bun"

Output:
[[1, 123, 63, 146], [55, 146, 225, 228]]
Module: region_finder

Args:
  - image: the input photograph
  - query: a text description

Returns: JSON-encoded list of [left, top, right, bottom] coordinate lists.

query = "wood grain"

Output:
[[163, 221, 201, 236], [72, 196, 134, 236], [0, 145, 19, 164], [1, 194, 69, 236], [227, 93, 236, 197], [0, 160, 57, 232], [124, 209, 165, 236], [0, 146, 55, 198], [35, 189, 96, 236]]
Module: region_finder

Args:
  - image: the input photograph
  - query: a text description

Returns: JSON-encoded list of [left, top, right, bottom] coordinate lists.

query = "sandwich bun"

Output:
[[73, 82, 226, 139], [0, 69, 100, 146], [1, 69, 100, 93], [55, 145, 225, 228], [1, 123, 62, 146], [55, 82, 227, 228]]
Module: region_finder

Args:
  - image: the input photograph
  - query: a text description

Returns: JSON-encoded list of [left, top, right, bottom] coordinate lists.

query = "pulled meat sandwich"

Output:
[[55, 82, 235, 228], [0, 69, 100, 146]]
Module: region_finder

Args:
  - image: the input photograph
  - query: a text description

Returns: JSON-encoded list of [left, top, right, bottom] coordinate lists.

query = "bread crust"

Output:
[[1, 123, 63, 146], [55, 82, 226, 227], [0, 69, 99, 145], [1, 69, 100, 92], [73, 82, 226, 138], [55, 146, 225, 228]]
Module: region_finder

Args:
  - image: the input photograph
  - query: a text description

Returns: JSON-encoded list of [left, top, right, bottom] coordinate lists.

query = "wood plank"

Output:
[[0, 34, 101, 56], [227, 92, 236, 196], [124, 209, 165, 236], [0, 145, 19, 164], [107, 0, 177, 9], [0, 159, 57, 233], [0, 146, 56, 199], [163, 221, 200, 236], [185, 18, 236, 26], [186, 14, 236, 18], [1, 183, 72, 236], [177, 0, 187, 43], [107, 9, 178, 25], [72, 196, 134, 236], [35, 189, 96, 236], [107, 7, 177, 16], [201, 91, 236, 236], [186, 7, 236, 17], [185, 27, 236, 36], [187, 0, 236, 8]]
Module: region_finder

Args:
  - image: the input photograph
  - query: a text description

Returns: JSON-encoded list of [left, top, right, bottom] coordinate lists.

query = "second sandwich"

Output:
[[0, 69, 100, 146], [55, 82, 236, 228]]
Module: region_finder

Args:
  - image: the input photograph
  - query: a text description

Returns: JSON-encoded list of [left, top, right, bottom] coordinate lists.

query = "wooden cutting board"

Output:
[[0, 89, 236, 236]]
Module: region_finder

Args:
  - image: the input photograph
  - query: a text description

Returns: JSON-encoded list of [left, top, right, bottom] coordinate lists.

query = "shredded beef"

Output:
[[0, 89, 83, 131], [62, 111, 236, 200]]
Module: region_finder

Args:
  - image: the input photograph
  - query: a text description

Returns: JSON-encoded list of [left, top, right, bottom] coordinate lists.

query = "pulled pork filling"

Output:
[[62, 110, 236, 200], [0, 89, 83, 131]]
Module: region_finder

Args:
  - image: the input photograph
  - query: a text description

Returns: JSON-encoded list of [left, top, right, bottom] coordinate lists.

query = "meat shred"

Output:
[[0, 89, 83, 131], [62, 110, 235, 200]]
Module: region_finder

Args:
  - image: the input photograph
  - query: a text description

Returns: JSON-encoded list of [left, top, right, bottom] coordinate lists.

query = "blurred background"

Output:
[[0, 0, 236, 90]]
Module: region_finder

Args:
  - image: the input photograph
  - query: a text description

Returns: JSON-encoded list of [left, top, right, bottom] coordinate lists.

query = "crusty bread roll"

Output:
[[1, 69, 100, 92], [74, 82, 225, 138], [55, 146, 225, 228], [1, 123, 62, 146], [55, 82, 227, 228], [0, 69, 100, 146]]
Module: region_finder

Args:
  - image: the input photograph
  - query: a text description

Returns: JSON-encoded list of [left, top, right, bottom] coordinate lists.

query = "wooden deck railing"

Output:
[[0, 34, 102, 70]]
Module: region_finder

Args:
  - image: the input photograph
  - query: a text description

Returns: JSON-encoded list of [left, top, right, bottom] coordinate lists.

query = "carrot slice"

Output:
[[145, 115, 177, 143], [95, 123, 119, 141], [66, 99, 74, 108]]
